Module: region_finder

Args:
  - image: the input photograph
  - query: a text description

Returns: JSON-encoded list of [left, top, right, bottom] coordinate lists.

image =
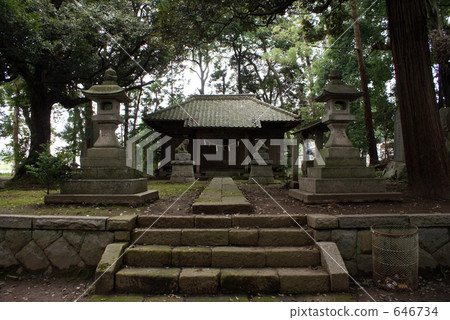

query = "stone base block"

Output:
[[179, 268, 220, 295], [316, 157, 365, 167], [265, 247, 320, 267], [170, 163, 195, 183], [320, 147, 360, 158], [289, 189, 403, 204], [81, 148, 126, 168], [278, 268, 329, 293], [115, 268, 180, 294], [211, 247, 266, 268], [87, 147, 126, 159], [124, 245, 171, 267], [181, 229, 229, 246], [132, 229, 181, 246], [175, 153, 191, 161], [307, 166, 375, 179], [44, 190, 159, 206], [61, 178, 148, 195], [229, 229, 259, 246], [248, 164, 274, 184], [170, 176, 195, 183], [172, 247, 212, 267], [220, 268, 279, 293], [72, 167, 143, 180], [258, 229, 314, 247], [299, 177, 386, 194]]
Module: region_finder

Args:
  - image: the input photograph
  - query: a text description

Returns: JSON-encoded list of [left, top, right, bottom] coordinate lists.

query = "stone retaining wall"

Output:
[[0, 215, 136, 272], [307, 213, 450, 276]]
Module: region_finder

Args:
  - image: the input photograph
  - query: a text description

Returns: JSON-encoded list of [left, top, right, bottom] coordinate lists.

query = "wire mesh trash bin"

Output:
[[371, 224, 419, 290]]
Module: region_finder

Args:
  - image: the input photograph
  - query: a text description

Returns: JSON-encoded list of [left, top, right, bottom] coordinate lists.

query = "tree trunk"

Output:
[[28, 90, 52, 159], [12, 85, 53, 181], [12, 105, 20, 173], [385, 0, 450, 198], [351, 1, 379, 165]]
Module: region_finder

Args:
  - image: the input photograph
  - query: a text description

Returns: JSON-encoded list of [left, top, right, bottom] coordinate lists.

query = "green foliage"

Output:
[[26, 145, 72, 194], [0, 78, 31, 167], [0, 0, 178, 164]]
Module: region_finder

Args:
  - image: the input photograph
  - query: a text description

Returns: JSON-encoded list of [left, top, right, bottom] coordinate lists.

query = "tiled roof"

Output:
[[146, 95, 299, 128]]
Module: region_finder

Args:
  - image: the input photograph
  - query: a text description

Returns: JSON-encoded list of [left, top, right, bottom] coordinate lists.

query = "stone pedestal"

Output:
[[290, 145, 402, 203], [170, 153, 195, 183], [248, 153, 275, 184]]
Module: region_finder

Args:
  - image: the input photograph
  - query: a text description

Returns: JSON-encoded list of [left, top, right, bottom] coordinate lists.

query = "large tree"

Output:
[[0, 0, 174, 178], [385, 0, 449, 198]]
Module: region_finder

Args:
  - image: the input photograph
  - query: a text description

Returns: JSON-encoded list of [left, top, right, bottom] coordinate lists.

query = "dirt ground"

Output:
[[132, 180, 449, 216], [238, 181, 449, 216]]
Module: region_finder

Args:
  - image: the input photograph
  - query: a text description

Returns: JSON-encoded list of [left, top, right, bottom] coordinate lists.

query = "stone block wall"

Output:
[[308, 213, 450, 276], [0, 215, 135, 273]]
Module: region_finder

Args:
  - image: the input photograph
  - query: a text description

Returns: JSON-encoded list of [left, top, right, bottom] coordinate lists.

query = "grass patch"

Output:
[[0, 179, 207, 216], [147, 180, 207, 198]]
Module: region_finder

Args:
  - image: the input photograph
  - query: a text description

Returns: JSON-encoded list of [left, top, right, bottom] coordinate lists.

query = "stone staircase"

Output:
[[96, 214, 349, 295]]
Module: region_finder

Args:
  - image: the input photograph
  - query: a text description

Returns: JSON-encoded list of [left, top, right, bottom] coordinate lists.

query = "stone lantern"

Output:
[[288, 69, 401, 204], [315, 69, 362, 148], [81, 68, 131, 167], [44, 68, 159, 206]]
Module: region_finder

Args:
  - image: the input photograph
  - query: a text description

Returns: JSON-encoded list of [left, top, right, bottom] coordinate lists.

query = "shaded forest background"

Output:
[[0, 0, 449, 198]]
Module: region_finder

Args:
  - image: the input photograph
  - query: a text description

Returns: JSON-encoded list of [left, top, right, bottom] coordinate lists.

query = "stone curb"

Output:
[[409, 213, 450, 227], [338, 214, 409, 229], [307, 214, 338, 229], [316, 242, 349, 292], [0, 215, 34, 229], [32, 216, 108, 230], [95, 242, 128, 294], [107, 215, 137, 231]]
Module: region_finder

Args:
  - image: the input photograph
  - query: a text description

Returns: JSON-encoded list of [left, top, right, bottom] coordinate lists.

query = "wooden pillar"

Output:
[[194, 132, 201, 174], [244, 135, 250, 174], [289, 143, 299, 189]]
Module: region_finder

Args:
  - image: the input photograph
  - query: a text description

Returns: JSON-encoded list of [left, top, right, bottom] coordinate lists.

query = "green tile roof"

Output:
[[147, 95, 299, 128]]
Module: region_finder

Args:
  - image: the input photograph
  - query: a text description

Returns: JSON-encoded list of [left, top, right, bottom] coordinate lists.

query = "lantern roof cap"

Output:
[[315, 69, 362, 102], [82, 68, 132, 103]]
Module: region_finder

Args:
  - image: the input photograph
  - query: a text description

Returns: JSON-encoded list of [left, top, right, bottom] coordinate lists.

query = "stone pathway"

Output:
[[192, 177, 252, 214]]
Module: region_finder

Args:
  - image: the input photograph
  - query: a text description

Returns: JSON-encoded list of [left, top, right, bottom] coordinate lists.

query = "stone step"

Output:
[[115, 267, 330, 294], [289, 189, 403, 204], [299, 177, 386, 194], [123, 245, 320, 268], [137, 214, 307, 228], [192, 177, 253, 214], [131, 228, 314, 247], [307, 166, 375, 179], [316, 157, 366, 167]]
